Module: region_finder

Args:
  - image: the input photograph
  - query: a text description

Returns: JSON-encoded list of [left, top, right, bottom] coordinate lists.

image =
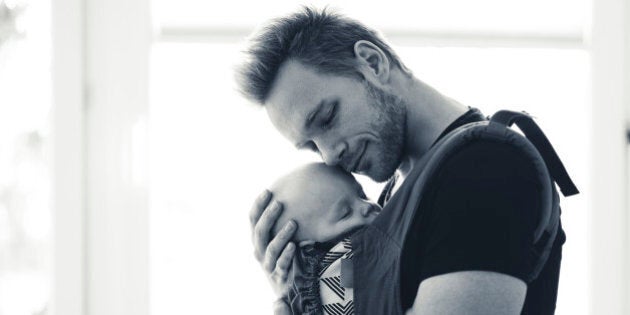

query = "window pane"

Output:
[[149, 43, 316, 314], [153, 0, 587, 35], [149, 42, 588, 314], [0, 0, 52, 314]]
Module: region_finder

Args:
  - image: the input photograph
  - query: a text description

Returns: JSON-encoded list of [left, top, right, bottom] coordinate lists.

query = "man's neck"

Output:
[[396, 78, 469, 177]]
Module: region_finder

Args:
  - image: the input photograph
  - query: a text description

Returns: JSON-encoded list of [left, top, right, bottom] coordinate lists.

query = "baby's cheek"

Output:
[[303, 222, 328, 243]]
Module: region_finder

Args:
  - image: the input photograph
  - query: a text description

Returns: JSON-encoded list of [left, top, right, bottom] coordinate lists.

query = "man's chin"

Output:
[[364, 162, 398, 183]]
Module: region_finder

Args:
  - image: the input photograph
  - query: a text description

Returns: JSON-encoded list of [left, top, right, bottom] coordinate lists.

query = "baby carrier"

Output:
[[350, 110, 580, 315]]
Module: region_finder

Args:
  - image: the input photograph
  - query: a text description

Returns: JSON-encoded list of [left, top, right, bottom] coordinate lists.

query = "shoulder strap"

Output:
[[490, 110, 577, 282], [489, 110, 579, 197]]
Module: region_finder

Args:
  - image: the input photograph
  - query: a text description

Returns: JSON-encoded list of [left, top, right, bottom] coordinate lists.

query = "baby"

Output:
[[269, 163, 382, 315], [270, 162, 382, 245]]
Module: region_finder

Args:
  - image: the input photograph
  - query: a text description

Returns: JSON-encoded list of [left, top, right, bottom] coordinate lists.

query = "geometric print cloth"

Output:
[[319, 238, 355, 315]]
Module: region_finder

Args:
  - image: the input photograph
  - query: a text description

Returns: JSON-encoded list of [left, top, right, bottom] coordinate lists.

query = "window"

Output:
[[0, 0, 52, 314], [149, 1, 590, 313]]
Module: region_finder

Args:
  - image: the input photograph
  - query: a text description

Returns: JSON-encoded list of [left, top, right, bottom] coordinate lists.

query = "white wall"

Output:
[[589, 0, 629, 313]]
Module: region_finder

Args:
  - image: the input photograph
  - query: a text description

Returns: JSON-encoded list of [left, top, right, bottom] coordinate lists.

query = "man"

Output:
[[237, 7, 565, 314]]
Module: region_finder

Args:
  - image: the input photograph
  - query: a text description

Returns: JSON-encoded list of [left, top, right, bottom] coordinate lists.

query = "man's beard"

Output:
[[362, 80, 407, 183]]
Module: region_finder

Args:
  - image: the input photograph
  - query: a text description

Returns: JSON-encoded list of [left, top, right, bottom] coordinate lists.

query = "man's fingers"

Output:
[[262, 220, 296, 272], [249, 189, 272, 228], [253, 201, 283, 261], [275, 242, 295, 281]]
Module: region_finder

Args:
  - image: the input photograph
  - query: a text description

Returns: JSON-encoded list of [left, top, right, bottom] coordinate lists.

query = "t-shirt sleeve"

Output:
[[415, 140, 542, 283]]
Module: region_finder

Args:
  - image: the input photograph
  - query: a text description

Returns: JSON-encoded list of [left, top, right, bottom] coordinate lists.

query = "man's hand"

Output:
[[250, 189, 297, 297]]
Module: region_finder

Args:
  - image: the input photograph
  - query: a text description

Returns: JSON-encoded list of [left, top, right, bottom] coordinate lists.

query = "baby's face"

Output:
[[271, 164, 382, 244]]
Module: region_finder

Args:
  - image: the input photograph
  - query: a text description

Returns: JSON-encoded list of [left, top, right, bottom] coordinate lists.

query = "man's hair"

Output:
[[236, 6, 408, 105]]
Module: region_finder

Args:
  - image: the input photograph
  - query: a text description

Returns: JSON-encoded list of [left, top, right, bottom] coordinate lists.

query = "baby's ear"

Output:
[[298, 240, 315, 247]]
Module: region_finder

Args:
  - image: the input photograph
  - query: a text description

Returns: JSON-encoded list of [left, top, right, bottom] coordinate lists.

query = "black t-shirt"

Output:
[[381, 107, 565, 315]]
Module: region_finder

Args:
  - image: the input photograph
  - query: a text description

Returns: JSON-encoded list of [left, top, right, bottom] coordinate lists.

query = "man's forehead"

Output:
[[267, 62, 325, 107]]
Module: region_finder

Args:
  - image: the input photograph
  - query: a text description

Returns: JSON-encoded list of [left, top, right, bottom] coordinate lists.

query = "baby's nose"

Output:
[[360, 202, 379, 217]]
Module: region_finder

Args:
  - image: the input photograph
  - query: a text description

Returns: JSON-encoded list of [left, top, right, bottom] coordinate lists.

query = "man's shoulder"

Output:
[[384, 136, 543, 208], [436, 138, 542, 185], [424, 138, 544, 226]]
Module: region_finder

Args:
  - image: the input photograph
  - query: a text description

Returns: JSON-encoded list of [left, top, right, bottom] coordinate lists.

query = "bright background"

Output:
[[1, 0, 628, 314]]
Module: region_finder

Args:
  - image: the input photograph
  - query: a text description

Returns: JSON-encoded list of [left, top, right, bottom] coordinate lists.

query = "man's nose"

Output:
[[317, 140, 347, 166]]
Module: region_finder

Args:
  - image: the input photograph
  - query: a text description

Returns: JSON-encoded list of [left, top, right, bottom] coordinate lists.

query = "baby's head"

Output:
[[270, 163, 382, 246]]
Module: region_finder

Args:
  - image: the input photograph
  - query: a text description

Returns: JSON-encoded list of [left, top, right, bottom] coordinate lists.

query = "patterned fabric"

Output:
[[319, 238, 354, 315]]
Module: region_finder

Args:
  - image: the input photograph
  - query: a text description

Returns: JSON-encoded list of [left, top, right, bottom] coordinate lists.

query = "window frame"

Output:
[[52, 0, 85, 314], [50, 0, 630, 314], [589, 0, 630, 314]]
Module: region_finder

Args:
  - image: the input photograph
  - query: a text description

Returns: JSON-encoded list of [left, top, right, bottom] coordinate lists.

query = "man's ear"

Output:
[[354, 40, 391, 85]]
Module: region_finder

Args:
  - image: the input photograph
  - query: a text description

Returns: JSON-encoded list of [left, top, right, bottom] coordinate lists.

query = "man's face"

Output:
[[265, 60, 407, 182]]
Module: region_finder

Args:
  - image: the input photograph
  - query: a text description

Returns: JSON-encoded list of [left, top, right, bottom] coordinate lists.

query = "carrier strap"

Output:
[[490, 110, 579, 197]]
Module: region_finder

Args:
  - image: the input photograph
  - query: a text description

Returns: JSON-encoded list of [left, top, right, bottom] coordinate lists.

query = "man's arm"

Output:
[[405, 271, 526, 315]]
